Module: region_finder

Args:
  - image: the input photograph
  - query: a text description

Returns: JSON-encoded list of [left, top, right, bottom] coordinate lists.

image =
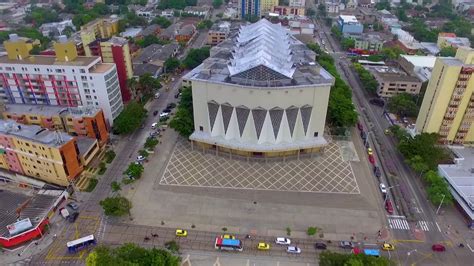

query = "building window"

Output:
[[199, 126, 203, 131], [314, 132, 319, 137]]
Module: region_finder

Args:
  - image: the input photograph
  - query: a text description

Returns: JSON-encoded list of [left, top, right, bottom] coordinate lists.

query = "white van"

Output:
[[151, 122, 158, 129], [154, 92, 161, 99]]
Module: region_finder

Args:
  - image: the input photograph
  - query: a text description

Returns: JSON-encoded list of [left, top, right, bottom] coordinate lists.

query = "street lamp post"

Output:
[[404, 249, 417, 265], [436, 194, 446, 215]]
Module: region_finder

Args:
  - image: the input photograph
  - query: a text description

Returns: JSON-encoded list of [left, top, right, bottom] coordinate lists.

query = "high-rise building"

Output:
[[415, 47, 474, 145], [260, 0, 279, 15], [99, 37, 133, 102], [183, 19, 334, 157], [2, 104, 109, 147], [0, 120, 83, 186], [80, 17, 120, 57], [238, 0, 260, 18], [0, 35, 123, 125]]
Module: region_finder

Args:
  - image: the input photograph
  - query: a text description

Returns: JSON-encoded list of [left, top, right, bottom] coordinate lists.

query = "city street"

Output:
[[311, 15, 473, 265]]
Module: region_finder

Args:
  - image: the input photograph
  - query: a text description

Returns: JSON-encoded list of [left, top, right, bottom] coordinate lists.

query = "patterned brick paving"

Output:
[[160, 140, 359, 194]]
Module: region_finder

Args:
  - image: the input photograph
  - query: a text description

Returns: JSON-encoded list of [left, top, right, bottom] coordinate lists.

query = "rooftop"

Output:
[[120, 27, 143, 38], [183, 19, 334, 88], [133, 43, 179, 64], [339, 15, 359, 23], [4, 104, 102, 118], [139, 24, 161, 37], [400, 55, 437, 68], [0, 55, 100, 67], [0, 189, 62, 238], [76, 136, 97, 157], [367, 66, 421, 82], [0, 120, 74, 148], [107, 36, 129, 46], [439, 147, 474, 218]]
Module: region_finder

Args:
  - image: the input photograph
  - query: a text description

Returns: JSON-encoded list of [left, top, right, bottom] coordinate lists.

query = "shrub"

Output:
[[104, 150, 116, 163], [85, 178, 98, 192]]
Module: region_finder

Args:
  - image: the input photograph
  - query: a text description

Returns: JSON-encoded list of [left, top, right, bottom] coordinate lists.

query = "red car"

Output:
[[357, 122, 364, 131], [432, 244, 446, 252], [368, 154, 375, 164], [385, 200, 394, 214]]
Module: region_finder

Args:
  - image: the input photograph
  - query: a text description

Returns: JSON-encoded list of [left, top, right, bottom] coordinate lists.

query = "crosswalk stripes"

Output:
[[417, 221, 430, 231], [388, 218, 410, 230]]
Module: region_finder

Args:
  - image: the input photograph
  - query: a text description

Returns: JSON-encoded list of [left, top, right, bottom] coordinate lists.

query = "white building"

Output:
[[289, 0, 306, 7], [183, 19, 335, 157], [399, 55, 438, 82], [0, 35, 123, 125], [39, 20, 76, 37]]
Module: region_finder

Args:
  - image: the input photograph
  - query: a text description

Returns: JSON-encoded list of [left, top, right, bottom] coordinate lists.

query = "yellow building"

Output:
[[81, 17, 119, 56], [3, 34, 39, 60], [100, 37, 133, 79], [260, 0, 279, 14], [415, 47, 474, 145], [0, 120, 84, 186]]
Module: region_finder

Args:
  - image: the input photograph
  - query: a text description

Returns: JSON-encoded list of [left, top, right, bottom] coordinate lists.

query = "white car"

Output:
[[160, 112, 170, 118], [379, 183, 387, 194], [286, 246, 301, 254], [151, 122, 158, 129], [275, 237, 291, 245], [137, 155, 146, 161]]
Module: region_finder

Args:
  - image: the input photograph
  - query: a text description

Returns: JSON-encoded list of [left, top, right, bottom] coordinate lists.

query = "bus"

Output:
[[364, 249, 381, 257], [215, 236, 243, 251], [66, 234, 96, 253]]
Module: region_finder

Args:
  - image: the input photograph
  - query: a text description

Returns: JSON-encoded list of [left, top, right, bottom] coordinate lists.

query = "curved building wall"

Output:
[[190, 80, 331, 153]]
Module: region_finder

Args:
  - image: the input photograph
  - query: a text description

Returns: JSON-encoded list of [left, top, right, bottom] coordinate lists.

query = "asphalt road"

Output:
[[311, 18, 464, 265]]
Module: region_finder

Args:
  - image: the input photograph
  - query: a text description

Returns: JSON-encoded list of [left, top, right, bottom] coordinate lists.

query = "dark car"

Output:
[[373, 166, 381, 178], [175, 92, 181, 98], [167, 103, 177, 109], [153, 110, 159, 116], [357, 122, 364, 131], [67, 212, 79, 223], [67, 202, 79, 210], [163, 108, 172, 113], [315, 242, 327, 250], [360, 131, 367, 140], [369, 98, 385, 107]]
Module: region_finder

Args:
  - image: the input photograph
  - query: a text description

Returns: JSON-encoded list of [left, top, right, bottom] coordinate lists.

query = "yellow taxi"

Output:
[[382, 243, 395, 251], [367, 147, 373, 155], [222, 234, 235, 239], [257, 242, 270, 250], [176, 229, 188, 237]]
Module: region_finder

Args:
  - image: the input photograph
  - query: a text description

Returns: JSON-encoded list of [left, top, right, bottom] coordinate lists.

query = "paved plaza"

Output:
[[160, 140, 360, 194]]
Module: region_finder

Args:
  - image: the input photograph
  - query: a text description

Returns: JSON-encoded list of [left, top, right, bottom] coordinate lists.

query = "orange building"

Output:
[[2, 104, 109, 146]]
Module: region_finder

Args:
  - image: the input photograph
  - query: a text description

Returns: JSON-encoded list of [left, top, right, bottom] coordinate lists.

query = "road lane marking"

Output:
[[435, 222, 441, 232], [392, 239, 425, 243]]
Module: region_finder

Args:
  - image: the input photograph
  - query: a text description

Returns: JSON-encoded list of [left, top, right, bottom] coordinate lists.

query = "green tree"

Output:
[[182, 47, 211, 69], [212, 0, 223, 8], [387, 93, 419, 117], [86, 243, 180, 266], [99, 196, 131, 216], [152, 16, 172, 28], [375, 0, 391, 10], [197, 20, 213, 30], [439, 46, 457, 57], [397, 133, 449, 170], [139, 73, 161, 97], [381, 47, 404, 60], [352, 63, 379, 94], [111, 181, 121, 193], [144, 137, 159, 149], [113, 102, 147, 134], [331, 26, 342, 40], [170, 86, 194, 137], [164, 57, 181, 73], [407, 155, 429, 175], [319, 251, 392, 266], [124, 163, 144, 178], [24, 7, 60, 26], [341, 38, 355, 50]]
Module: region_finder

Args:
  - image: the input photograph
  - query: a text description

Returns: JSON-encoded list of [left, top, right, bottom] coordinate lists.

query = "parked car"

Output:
[[432, 244, 446, 252], [286, 246, 301, 254], [67, 212, 79, 223], [149, 131, 159, 137], [357, 122, 364, 131], [153, 110, 159, 116], [67, 202, 79, 210], [160, 112, 170, 118], [368, 154, 375, 164], [167, 103, 177, 109], [340, 241, 354, 249], [382, 243, 395, 251], [257, 242, 270, 250], [175, 92, 181, 98], [315, 242, 327, 250], [275, 237, 291, 245], [360, 131, 367, 140], [137, 155, 146, 161], [385, 200, 394, 214], [373, 166, 381, 178], [379, 183, 387, 194], [369, 98, 385, 107], [367, 147, 373, 155], [154, 92, 161, 99], [151, 122, 158, 129], [163, 108, 172, 113]]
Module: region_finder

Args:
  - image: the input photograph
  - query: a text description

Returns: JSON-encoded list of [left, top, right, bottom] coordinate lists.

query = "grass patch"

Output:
[[104, 150, 116, 163], [85, 178, 98, 192]]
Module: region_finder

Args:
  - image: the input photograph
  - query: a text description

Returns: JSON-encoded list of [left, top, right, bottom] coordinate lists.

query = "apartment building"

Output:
[[0, 34, 123, 125], [366, 66, 422, 98], [337, 15, 363, 35], [289, 0, 305, 7], [415, 47, 474, 145], [207, 22, 231, 45], [238, 0, 278, 18], [0, 120, 83, 186], [80, 16, 120, 56], [1, 104, 109, 146]]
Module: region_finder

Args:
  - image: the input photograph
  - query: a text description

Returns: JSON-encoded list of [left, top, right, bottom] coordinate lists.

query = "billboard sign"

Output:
[[6, 218, 33, 236]]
